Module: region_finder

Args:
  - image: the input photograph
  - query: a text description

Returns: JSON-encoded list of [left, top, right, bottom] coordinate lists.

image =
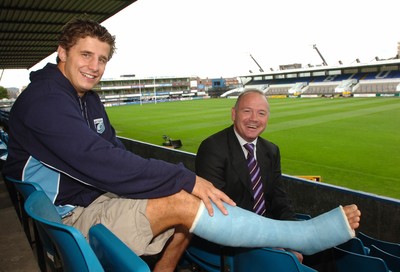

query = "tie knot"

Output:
[[244, 143, 255, 155]]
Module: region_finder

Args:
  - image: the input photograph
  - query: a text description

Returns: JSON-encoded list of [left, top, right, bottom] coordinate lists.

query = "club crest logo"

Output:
[[93, 118, 105, 134]]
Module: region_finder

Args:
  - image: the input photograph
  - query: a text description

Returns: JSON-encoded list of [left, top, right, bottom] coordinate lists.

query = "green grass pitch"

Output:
[[106, 97, 400, 200]]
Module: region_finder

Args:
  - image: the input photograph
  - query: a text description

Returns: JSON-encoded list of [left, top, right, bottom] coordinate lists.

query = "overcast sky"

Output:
[[1, 0, 399, 89]]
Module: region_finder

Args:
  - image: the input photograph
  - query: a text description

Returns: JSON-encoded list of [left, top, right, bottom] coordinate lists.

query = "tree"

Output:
[[0, 86, 9, 99]]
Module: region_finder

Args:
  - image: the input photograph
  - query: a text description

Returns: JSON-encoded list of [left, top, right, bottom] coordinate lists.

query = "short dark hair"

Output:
[[56, 17, 116, 63]]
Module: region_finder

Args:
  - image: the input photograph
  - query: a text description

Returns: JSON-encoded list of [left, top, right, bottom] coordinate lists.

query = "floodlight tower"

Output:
[[313, 44, 328, 66], [249, 53, 264, 73]]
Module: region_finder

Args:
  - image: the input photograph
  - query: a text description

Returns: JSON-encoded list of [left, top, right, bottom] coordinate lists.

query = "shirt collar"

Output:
[[233, 127, 258, 157]]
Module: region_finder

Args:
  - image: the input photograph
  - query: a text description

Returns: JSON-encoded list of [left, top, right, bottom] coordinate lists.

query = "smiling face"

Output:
[[57, 36, 110, 96], [231, 91, 270, 142]]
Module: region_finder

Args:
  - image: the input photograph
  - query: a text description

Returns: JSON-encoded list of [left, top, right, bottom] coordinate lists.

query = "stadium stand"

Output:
[[24, 191, 150, 272], [369, 245, 400, 272], [239, 60, 400, 98], [353, 78, 400, 94], [333, 247, 390, 272], [265, 83, 293, 96], [242, 71, 400, 97], [3, 177, 51, 271], [184, 237, 317, 272], [336, 237, 370, 255], [357, 232, 400, 257]]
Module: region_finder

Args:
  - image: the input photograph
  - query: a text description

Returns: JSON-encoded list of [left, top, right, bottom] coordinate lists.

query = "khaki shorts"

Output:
[[62, 193, 174, 256]]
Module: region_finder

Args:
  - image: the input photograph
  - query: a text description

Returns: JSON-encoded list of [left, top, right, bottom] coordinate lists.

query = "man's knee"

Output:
[[146, 190, 200, 233]]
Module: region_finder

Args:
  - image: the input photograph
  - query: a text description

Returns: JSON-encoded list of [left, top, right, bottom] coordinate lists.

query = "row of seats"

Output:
[[354, 81, 400, 94], [335, 232, 400, 272], [250, 71, 400, 86], [5, 176, 150, 272], [184, 238, 317, 272], [247, 71, 400, 96], [260, 80, 399, 96]]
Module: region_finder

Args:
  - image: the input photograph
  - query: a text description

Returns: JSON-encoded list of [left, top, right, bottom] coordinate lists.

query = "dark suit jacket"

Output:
[[196, 125, 295, 220]]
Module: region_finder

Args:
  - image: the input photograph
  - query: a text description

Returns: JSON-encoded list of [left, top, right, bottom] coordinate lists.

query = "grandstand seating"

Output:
[[244, 71, 400, 97], [369, 245, 400, 272], [353, 79, 400, 94], [3, 176, 50, 271], [333, 246, 390, 272], [0, 129, 8, 161], [4, 177, 41, 230], [184, 238, 229, 272], [334, 233, 400, 271], [234, 247, 317, 272], [24, 191, 105, 272], [358, 232, 400, 257], [185, 240, 317, 272], [336, 237, 370, 255], [265, 84, 292, 96], [185, 221, 317, 272], [25, 191, 150, 272], [89, 224, 150, 272], [302, 82, 338, 96]]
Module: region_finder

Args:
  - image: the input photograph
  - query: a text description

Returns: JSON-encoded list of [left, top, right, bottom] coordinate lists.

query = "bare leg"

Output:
[[153, 226, 192, 272], [146, 190, 198, 271]]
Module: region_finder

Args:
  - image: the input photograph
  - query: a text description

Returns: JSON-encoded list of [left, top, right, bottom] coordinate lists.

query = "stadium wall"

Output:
[[119, 136, 400, 244]]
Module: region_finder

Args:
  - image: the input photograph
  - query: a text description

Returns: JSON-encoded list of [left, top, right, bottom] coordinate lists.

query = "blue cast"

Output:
[[190, 202, 354, 255]]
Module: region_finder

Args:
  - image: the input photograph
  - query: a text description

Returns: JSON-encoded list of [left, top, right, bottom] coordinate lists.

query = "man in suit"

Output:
[[195, 88, 302, 260]]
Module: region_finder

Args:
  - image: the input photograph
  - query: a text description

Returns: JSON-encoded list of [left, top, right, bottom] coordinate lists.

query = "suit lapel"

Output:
[[227, 127, 253, 195], [256, 141, 270, 188]]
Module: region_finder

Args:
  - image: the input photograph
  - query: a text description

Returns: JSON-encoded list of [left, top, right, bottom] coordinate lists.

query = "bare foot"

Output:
[[343, 204, 361, 230]]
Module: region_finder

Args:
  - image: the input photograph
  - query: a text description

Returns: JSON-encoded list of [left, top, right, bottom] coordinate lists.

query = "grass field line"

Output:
[[267, 102, 400, 133]]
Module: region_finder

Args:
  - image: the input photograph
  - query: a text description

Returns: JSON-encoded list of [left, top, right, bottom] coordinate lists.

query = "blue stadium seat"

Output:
[[333, 246, 389, 272], [89, 224, 150, 272], [337, 237, 369, 255], [184, 238, 230, 272], [3, 176, 51, 271], [25, 191, 104, 272], [0, 129, 8, 160], [358, 232, 400, 257], [25, 190, 150, 272], [185, 236, 316, 272], [4, 176, 42, 200], [233, 247, 317, 272], [369, 244, 400, 272]]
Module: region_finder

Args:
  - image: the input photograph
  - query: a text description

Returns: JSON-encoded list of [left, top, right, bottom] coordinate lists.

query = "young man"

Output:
[[3, 18, 361, 271]]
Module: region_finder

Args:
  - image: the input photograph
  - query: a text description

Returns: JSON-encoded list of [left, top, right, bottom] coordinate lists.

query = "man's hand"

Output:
[[191, 176, 236, 216]]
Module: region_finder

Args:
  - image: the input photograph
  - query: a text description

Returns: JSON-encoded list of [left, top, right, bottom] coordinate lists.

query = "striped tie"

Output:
[[244, 143, 266, 216]]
